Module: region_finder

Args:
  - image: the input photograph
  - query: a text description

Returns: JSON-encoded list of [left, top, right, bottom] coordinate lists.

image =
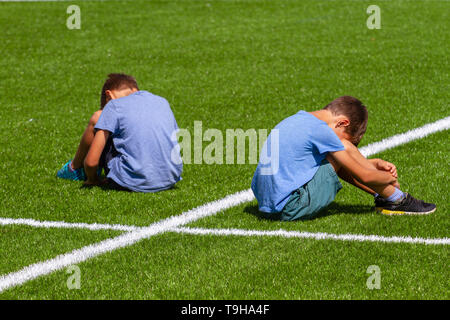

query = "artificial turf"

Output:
[[0, 0, 448, 299], [1, 233, 447, 299]]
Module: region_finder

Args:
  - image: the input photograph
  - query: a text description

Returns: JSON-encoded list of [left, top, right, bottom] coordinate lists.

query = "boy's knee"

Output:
[[89, 110, 102, 127]]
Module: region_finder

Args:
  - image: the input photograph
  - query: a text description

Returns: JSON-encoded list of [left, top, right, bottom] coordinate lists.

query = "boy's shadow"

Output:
[[80, 182, 180, 192], [244, 202, 374, 221], [79, 183, 127, 192]]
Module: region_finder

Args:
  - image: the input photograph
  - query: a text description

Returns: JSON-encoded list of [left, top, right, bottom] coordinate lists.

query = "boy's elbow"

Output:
[[89, 110, 102, 127]]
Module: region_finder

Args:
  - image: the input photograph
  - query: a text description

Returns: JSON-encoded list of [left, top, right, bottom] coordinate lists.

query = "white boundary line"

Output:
[[0, 116, 449, 293], [0, 189, 254, 293], [358, 116, 450, 157], [171, 227, 450, 246], [0, 0, 101, 2], [0, 217, 141, 232], [3, 217, 449, 245]]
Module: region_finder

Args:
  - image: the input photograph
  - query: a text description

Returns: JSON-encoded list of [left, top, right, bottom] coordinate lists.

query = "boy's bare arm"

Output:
[[84, 129, 110, 185], [340, 140, 397, 177], [338, 139, 399, 187], [328, 148, 396, 187]]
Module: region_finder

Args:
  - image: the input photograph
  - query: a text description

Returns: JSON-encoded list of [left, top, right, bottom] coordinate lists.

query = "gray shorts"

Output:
[[280, 160, 342, 221]]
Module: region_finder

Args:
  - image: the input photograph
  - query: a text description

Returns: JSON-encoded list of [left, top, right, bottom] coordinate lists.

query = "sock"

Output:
[[373, 193, 379, 198], [68, 161, 75, 172], [385, 188, 405, 203]]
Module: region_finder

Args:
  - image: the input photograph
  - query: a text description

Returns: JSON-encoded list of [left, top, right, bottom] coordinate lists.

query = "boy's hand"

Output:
[[84, 178, 107, 187], [375, 159, 397, 178], [84, 179, 100, 186]]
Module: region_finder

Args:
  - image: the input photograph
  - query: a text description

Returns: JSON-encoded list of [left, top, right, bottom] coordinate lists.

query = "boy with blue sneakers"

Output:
[[57, 73, 182, 192], [251, 96, 436, 219]]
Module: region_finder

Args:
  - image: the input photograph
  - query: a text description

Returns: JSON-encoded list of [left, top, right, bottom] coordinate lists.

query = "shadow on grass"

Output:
[[244, 202, 374, 222], [79, 183, 129, 192], [80, 181, 181, 193]]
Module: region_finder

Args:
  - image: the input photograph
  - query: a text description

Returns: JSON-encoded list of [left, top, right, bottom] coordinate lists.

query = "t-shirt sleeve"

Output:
[[310, 124, 345, 155], [95, 101, 120, 134]]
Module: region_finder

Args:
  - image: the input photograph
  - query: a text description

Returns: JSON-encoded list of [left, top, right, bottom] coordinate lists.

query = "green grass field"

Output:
[[0, 0, 448, 300]]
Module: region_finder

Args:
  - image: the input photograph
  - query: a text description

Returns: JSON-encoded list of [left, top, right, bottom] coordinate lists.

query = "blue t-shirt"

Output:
[[95, 90, 182, 192], [251, 111, 344, 213]]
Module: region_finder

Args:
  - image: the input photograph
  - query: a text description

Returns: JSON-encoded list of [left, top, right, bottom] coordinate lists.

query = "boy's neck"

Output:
[[309, 109, 333, 125]]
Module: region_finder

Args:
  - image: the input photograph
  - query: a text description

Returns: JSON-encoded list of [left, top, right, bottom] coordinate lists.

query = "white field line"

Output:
[[171, 227, 450, 246], [0, 0, 111, 3], [0, 217, 141, 232], [0, 189, 254, 293], [0, 0, 67, 2], [0, 116, 449, 293], [0, 0, 99, 2], [2, 216, 448, 246], [358, 116, 450, 157]]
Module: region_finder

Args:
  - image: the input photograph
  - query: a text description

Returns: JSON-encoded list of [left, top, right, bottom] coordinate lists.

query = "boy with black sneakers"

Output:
[[251, 96, 436, 221], [57, 73, 182, 192]]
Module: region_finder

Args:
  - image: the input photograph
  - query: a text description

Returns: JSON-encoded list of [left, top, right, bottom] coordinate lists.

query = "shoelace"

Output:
[[400, 194, 412, 206], [404, 194, 427, 208]]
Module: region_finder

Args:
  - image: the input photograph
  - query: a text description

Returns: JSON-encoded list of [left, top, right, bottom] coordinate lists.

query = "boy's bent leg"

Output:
[[281, 161, 342, 221], [331, 139, 397, 199], [333, 140, 436, 215], [327, 151, 379, 196], [71, 110, 102, 169], [57, 111, 102, 181]]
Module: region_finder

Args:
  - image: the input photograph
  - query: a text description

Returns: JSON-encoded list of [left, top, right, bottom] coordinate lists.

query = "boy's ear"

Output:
[[336, 118, 350, 128], [105, 89, 114, 101]]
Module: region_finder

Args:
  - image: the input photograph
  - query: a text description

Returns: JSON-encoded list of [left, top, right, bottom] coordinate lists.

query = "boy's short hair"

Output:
[[100, 73, 139, 109], [323, 96, 368, 146]]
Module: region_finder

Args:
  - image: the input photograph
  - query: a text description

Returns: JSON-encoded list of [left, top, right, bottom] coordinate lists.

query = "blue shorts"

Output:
[[279, 160, 342, 221]]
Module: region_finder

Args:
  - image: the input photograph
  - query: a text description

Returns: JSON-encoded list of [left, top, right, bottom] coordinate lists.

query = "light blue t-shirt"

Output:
[[95, 90, 182, 192], [251, 111, 345, 213]]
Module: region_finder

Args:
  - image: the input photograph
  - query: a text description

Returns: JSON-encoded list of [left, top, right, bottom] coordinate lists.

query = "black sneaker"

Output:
[[374, 195, 387, 208], [375, 193, 436, 215]]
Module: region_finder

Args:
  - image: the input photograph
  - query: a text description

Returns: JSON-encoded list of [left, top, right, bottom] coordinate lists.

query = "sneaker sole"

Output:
[[376, 207, 436, 215]]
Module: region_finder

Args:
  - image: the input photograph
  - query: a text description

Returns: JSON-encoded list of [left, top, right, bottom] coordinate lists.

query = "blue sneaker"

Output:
[[57, 160, 86, 181]]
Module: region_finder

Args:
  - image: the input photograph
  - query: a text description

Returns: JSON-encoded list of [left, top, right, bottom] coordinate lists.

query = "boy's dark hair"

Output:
[[100, 73, 139, 109], [323, 96, 368, 146]]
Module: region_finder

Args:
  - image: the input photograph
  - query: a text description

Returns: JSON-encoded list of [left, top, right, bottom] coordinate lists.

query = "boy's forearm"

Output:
[[83, 129, 109, 184], [340, 141, 397, 185], [368, 158, 380, 167], [362, 169, 397, 187], [347, 145, 377, 170], [84, 163, 100, 183]]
